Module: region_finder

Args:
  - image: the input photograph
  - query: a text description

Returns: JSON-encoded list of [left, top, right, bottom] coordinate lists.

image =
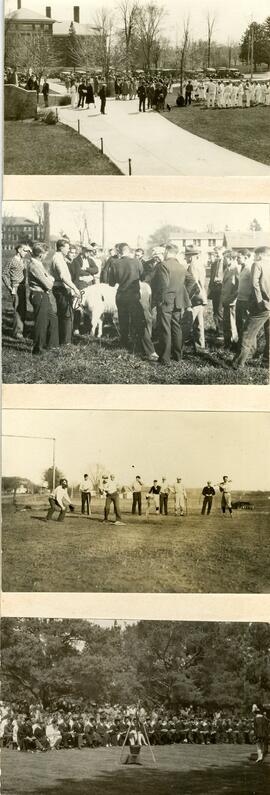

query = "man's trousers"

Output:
[[236, 309, 269, 366], [157, 299, 183, 363], [116, 289, 154, 357], [13, 282, 26, 337], [159, 493, 168, 514], [223, 303, 238, 347], [53, 287, 73, 345], [81, 492, 91, 515], [104, 492, 122, 521], [47, 497, 66, 522], [132, 492, 142, 515], [211, 283, 223, 334], [236, 300, 249, 350], [30, 291, 59, 354], [201, 496, 213, 515]]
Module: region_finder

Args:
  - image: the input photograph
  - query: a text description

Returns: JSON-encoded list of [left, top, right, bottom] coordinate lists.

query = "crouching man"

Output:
[[46, 478, 75, 522]]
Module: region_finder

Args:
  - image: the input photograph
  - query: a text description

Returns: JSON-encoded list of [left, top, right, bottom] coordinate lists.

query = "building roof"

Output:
[[6, 8, 54, 23], [3, 216, 38, 226], [223, 231, 269, 249], [170, 231, 223, 241], [53, 21, 98, 36]]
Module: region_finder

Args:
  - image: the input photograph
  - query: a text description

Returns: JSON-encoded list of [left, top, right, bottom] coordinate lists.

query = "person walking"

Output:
[[2, 243, 30, 339], [102, 475, 124, 524], [201, 482, 216, 515], [185, 80, 193, 105], [86, 82, 95, 110], [77, 80, 86, 108], [28, 243, 59, 354], [51, 239, 80, 345], [131, 476, 143, 516], [46, 479, 75, 522], [159, 477, 170, 515], [80, 474, 92, 515]]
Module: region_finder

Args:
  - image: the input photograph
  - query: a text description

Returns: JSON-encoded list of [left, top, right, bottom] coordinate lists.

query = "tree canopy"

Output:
[[2, 620, 270, 712]]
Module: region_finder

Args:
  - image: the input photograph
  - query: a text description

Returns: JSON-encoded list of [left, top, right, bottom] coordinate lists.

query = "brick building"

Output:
[[2, 216, 43, 253]]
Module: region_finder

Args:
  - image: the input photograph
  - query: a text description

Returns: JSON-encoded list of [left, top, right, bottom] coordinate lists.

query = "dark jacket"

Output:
[[154, 258, 193, 309], [109, 256, 143, 294], [69, 255, 98, 289], [86, 85, 94, 104]]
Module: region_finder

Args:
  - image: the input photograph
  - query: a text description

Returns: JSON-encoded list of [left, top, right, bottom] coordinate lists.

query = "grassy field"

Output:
[[2, 746, 269, 795], [2, 293, 268, 385], [4, 121, 121, 175], [2, 493, 270, 593], [161, 106, 270, 166]]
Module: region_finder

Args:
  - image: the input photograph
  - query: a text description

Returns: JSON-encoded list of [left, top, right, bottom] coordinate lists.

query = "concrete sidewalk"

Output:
[[58, 98, 270, 176]]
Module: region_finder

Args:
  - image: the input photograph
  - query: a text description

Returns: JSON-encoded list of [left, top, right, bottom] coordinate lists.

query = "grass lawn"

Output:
[[2, 746, 269, 795], [4, 120, 122, 175], [2, 296, 268, 385], [2, 494, 270, 593], [161, 106, 270, 166]]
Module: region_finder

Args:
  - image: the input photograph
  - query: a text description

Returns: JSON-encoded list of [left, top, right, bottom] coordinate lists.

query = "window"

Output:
[[193, 239, 201, 246]]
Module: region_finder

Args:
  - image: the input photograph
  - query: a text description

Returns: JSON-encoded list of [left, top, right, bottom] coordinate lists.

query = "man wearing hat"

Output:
[[109, 242, 157, 360], [185, 245, 207, 349], [207, 248, 224, 337], [68, 246, 99, 335], [79, 473, 92, 515], [51, 239, 81, 345], [233, 245, 270, 369], [155, 244, 195, 365], [221, 250, 240, 349]]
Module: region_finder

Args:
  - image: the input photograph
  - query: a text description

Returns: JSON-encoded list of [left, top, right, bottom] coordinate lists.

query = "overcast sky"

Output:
[[5, 0, 270, 44], [4, 202, 270, 249], [2, 410, 270, 489]]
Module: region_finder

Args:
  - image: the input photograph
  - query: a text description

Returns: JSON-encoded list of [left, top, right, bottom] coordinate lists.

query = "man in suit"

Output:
[[233, 245, 270, 369], [99, 82, 107, 114], [77, 80, 87, 108], [138, 81, 146, 112], [51, 239, 80, 345], [109, 242, 157, 360], [155, 243, 196, 365], [208, 248, 224, 337]]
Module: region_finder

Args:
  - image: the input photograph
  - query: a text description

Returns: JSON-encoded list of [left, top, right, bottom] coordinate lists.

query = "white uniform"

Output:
[[206, 81, 216, 108], [173, 482, 187, 515]]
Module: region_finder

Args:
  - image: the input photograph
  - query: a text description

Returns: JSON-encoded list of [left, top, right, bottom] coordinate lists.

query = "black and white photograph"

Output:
[[4, 0, 270, 176], [2, 409, 270, 593], [1, 618, 270, 794], [2, 200, 270, 385]]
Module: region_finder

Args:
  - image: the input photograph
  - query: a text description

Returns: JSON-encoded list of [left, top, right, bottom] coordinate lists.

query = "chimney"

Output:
[[45, 6, 51, 18], [73, 6, 80, 23], [17, 0, 21, 9]]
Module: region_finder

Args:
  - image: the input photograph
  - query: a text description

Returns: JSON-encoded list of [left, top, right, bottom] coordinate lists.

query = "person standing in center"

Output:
[[159, 477, 170, 515], [103, 474, 125, 525], [99, 81, 107, 115], [201, 482, 216, 515], [80, 474, 92, 516], [28, 243, 59, 354], [109, 242, 157, 360], [51, 239, 80, 345], [131, 475, 143, 516], [173, 477, 187, 516], [155, 243, 193, 365], [219, 476, 233, 517]]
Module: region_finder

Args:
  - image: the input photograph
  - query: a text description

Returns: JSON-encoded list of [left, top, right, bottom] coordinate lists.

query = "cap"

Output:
[[185, 245, 200, 256]]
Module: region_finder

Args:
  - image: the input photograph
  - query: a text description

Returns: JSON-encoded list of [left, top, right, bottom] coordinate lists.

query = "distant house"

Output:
[[2, 216, 43, 253], [169, 231, 223, 261], [223, 231, 269, 250], [5, 6, 55, 37]]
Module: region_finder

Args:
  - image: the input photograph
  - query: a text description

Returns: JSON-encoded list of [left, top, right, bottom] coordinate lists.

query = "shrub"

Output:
[[59, 95, 71, 106], [43, 109, 58, 125]]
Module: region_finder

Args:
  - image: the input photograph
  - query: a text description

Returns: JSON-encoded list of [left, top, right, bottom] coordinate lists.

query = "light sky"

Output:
[[2, 410, 270, 489], [3, 202, 270, 250], [5, 0, 270, 44]]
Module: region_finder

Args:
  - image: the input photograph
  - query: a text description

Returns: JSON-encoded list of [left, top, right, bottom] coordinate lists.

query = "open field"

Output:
[[2, 746, 269, 795], [2, 294, 268, 385], [2, 493, 269, 593], [4, 121, 121, 175], [161, 106, 270, 166]]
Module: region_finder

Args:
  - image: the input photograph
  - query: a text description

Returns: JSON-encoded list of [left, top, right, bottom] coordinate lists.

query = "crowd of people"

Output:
[[3, 234, 269, 371], [1, 701, 268, 758], [176, 78, 270, 109], [46, 475, 234, 524]]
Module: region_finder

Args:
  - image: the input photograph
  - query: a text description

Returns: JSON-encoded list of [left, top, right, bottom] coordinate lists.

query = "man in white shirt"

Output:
[[219, 476, 233, 517], [131, 475, 143, 516], [173, 478, 187, 516], [102, 474, 125, 525], [46, 478, 75, 522], [80, 473, 92, 515], [51, 239, 80, 345], [159, 477, 170, 515]]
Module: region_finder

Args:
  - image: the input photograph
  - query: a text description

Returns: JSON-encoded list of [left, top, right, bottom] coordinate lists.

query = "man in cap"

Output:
[[2, 242, 31, 339], [159, 477, 170, 515], [185, 245, 207, 349], [79, 473, 92, 516], [233, 245, 270, 369], [148, 480, 161, 513], [201, 481, 216, 515], [235, 248, 253, 351], [46, 478, 75, 522], [221, 250, 240, 349], [219, 476, 233, 517], [131, 475, 143, 516]]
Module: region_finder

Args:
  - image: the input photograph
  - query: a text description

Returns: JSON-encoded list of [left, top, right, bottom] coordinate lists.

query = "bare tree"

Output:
[[178, 16, 190, 93], [94, 7, 115, 77], [206, 10, 215, 68], [8, 32, 54, 79], [117, 0, 140, 70], [137, 3, 165, 71]]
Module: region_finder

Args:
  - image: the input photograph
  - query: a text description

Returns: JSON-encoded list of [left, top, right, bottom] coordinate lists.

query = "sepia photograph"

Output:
[[2, 409, 270, 593], [4, 0, 270, 176], [2, 200, 270, 385], [1, 617, 270, 794]]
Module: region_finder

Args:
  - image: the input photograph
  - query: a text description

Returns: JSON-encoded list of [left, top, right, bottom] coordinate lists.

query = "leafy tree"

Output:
[[137, 3, 165, 71], [147, 224, 194, 250], [240, 21, 270, 71], [250, 218, 262, 232], [43, 466, 64, 490]]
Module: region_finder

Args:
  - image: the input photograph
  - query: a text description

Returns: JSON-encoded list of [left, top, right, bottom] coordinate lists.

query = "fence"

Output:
[[56, 108, 132, 175]]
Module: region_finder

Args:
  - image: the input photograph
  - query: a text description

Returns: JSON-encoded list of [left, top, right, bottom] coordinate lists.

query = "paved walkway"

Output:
[[58, 98, 270, 176]]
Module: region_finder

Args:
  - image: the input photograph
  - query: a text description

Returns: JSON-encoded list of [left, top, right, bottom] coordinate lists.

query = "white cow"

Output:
[[81, 281, 152, 338]]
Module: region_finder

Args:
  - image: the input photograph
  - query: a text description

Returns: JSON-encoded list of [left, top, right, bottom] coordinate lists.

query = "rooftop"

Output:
[[3, 216, 39, 226], [6, 7, 54, 22], [223, 231, 269, 249], [53, 21, 98, 36]]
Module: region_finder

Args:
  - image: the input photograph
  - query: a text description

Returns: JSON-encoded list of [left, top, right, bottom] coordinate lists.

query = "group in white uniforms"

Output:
[[188, 78, 270, 109]]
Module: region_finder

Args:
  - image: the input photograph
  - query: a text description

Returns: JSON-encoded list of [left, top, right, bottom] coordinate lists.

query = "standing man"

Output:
[[221, 250, 240, 349], [219, 476, 233, 517], [235, 248, 253, 351], [99, 81, 107, 115], [28, 243, 59, 354], [185, 80, 193, 105], [80, 474, 92, 516], [109, 242, 156, 360], [46, 478, 75, 522], [159, 477, 170, 515], [103, 474, 125, 525], [173, 478, 187, 516], [42, 78, 50, 108], [138, 81, 146, 112], [155, 244, 195, 365], [148, 480, 161, 514], [51, 239, 80, 345], [2, 242, 31, 339], [207, 248, 224, 338], [201, 482, 216, 515], [68, 245, 99, 335], [233, 245, 270, 369], [131, 475, 143, 516], [252, 705, 269, 763]]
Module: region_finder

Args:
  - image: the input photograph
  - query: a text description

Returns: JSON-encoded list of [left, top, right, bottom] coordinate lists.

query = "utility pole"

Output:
[[52, 437, 56, 490], [101, 202, 105, 248], [43, 202, 50, 248], [250, 23, 254, 80]]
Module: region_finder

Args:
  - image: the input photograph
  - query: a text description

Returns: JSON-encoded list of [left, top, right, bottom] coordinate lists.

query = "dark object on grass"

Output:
[[69, 504, 75, 512], [166, 103, 171, 111], [176, 95, 185, 107], [232, 501, 255, 510], [43, 109, 57, 125], [59, 95, 71, 106]]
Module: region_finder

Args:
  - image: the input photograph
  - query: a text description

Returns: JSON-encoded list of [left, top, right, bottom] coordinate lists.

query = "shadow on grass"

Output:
[[9, 761, 269, 795]]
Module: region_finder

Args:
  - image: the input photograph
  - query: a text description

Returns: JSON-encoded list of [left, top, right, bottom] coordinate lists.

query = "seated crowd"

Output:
[[3, 236, 269, 370], [0, 702, 256, 752]]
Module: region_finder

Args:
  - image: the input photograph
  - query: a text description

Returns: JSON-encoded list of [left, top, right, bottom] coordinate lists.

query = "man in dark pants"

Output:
[[132, 475, 143, 515], [185, 81, 193, 105], [138, 82, 146, 112], [28, 243, 59, 354], [80, 473, 92, 515], [109, 242, 157, 360], [155, 244, 196, 365], [99, 82, 107, 114], [2, 243, 30, 339], [201, 482, 216, 515], [68, 245, 98, 334], [159, 477, 170, 515], [103, 474, 124, 524], [77, 81, 86, 108], [208, 249, 224, 337], [42, 79, 50, 107], [46, 479, 74, 522], [51, 239, 80, 345]]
